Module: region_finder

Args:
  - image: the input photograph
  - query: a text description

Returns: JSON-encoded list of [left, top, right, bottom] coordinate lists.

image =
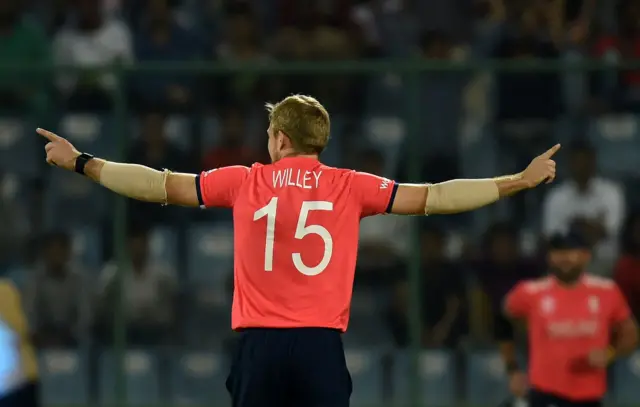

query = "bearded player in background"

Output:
[[504, 231, 638, 407], [38, 94, 559, 407]]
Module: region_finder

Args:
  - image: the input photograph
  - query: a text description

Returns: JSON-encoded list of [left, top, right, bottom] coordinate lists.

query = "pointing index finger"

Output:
[[36, 128, 61, 142], [540, 143, 561, 159]]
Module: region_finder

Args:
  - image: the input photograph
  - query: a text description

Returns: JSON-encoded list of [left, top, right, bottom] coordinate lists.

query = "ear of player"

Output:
[[37, 128, 81, 171], [521, 143, 560, 188]]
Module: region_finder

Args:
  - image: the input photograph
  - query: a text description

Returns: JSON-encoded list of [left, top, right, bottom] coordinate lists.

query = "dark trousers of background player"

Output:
[[226, 327, 352, 407], [0, 381, 40, 407], [529, 389, 602, 407]]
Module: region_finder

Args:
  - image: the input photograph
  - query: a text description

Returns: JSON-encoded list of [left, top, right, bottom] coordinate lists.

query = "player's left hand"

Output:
[[37, 128, 81, 171], [587, 348, 610, 368], [521, 143, 560, 188]]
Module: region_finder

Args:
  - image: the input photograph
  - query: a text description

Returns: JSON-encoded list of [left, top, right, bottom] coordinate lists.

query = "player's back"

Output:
[[230, 156, 395, 331]]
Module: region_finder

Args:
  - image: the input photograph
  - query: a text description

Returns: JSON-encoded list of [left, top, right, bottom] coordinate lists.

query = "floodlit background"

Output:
[[0, 0, 640, 406]]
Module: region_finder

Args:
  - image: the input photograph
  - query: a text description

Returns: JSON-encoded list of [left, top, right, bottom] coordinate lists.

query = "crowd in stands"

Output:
[[0, 0, 639, 353]]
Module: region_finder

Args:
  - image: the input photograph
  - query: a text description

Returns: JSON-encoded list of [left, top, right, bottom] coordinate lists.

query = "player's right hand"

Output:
[[521, 144, 560, 188], [587, 348, 610, 368], [508, 370, 528, 397], [37, 128, 81, 171]]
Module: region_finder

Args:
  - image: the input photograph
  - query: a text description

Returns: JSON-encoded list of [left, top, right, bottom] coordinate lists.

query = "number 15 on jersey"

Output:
[[253, 197, 334, 276]]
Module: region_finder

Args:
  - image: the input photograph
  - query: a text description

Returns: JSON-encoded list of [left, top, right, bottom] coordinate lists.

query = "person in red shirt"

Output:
[[37, 94, 558, 407], [504, 231, 638, 407]]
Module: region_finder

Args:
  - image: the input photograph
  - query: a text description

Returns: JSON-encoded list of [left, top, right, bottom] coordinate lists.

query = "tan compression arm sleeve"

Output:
[[425, 179, 499, 215], [99, 162, 169, 204]]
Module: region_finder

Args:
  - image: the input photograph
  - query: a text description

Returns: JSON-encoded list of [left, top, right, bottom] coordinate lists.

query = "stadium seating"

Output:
[[149, 226, 178, 268], [201, 115, 220, 149], [186, 223, 234, 283], [362, 115, 405, 176], [131, 114, 193, 152], [392, 350, 455, 406], [364, 75, 407, 116], [58, 114, 118, 159], [346, 288, 393, 347], [43, 170, 108, 229], [39, 349, 89, 404], [465, 349, 510, 405], [70, 226, 102, 268], [344, 349, 385, 405], [588, 114, 640, 177], [612, 351, 640, 405], [99, 350, 161, 405], [0, 116, 39, 178], [170, 351, 228, 405]]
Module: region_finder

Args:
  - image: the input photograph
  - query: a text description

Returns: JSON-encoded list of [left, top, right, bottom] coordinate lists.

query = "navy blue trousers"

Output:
[[226, 328, 352, 407]]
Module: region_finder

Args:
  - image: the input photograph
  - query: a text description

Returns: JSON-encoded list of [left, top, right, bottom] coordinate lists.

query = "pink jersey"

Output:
[[505, 275, 631, 400], [196, 156, 397, 331]]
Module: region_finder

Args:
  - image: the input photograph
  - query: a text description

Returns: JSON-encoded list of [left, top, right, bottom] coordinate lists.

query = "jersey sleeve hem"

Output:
[[385, 183, 399, 213], [195, 174, 204, 208]]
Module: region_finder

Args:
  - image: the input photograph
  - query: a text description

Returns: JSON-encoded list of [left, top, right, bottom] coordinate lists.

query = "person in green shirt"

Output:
[[0, 1, 50, 111]]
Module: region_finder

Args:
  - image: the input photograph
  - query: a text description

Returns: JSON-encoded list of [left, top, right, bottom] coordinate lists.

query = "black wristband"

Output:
[[74, 153, 94, 175]]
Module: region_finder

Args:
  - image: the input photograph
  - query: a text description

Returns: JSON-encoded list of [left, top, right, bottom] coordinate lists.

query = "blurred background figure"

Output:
[[97, 225, 177, 346], [131, 0, 200, 112], [201, 105, 261, 168], [24, 232, 91, 348], [388, 225, 464, 349], [542, 141, 625, 269], [53, 0, 133, 111], [0, 0, 49, 111], [0, 172, 30, 272], [472, 222, 540, 342]]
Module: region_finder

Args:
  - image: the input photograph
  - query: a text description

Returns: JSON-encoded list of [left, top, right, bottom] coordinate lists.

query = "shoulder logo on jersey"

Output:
[[588, 295, 600, 314], [540, 296, 555, 314], [584, 274, 614, 288], [525, 277, 552, 293], [380, 179, 390, 189]]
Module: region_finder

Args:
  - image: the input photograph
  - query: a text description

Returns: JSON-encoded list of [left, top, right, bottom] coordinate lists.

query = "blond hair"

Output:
[[266, 95, 330, 154]]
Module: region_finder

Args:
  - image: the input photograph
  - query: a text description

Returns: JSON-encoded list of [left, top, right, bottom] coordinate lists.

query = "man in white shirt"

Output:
[[542, 142, 625, 262], [53, 0, 133, 110]]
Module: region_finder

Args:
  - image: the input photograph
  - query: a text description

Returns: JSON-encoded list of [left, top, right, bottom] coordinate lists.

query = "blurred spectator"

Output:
[[473, 222, 540, 340], [307, 25, 362, 118], [613, 212, 640, 319], [278, 0, 352, 29], [357, 148, 409, 286], [0, 173, 29, 270], [208, 2, 270, 108], [591, 0, 640, 112], [53, 0, 133, 111], [269, 26, 314, 99], [493, 6, 562, 120], [417, 30, 467, 156], [388, 225, 464, 348], [97, 225, 177, 346], [127, 112, 190, 224], [349, 0, 383, 57], [542, 141, 624, 262], [0, 0, 50, 110], [131, 0, 201, 112], [30, 0, 70, 35], [128, 112, 190, 171], [201, 106, 262, 169], [24, 232, 92, 347]]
